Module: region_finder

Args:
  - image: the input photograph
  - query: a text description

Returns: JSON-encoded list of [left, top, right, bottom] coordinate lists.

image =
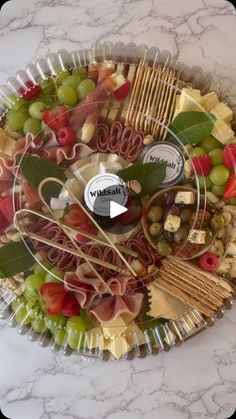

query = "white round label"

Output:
[[142, 142, 184, 186], [84, 173, 128, 217]]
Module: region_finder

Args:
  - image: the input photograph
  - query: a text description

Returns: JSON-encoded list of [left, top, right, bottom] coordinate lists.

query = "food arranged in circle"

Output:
[[0, 49, 235, 359]]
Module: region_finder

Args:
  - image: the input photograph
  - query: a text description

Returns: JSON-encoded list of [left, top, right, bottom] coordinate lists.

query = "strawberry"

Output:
[[40, 283, 68, 315], [76, 221, 97, 243], [42, 106, 69, 132], [191, 154, 212, 176], [118, 198, 142, 226], [62, 204, 90, 227], [114, 80, 130, 101], [223, 174, 236, 200], [0, 196, 14, 224], [223, 144, 236, 169], [62, 296, 80, 317], [18, 81, 41, 101]]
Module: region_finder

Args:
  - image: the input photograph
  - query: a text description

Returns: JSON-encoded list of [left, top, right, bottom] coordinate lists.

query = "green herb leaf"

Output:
[[169, 111, 216, 145], [117, 162, 166, 197], [0, 240, 35, 278], [20, 156, 67, 197]]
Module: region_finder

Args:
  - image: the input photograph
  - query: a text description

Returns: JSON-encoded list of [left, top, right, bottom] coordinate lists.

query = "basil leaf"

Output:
[[169, 111, 216, 145], [0, 240, 35, 278], [20, 156, 67, 197], [117, 162, 166, 197]]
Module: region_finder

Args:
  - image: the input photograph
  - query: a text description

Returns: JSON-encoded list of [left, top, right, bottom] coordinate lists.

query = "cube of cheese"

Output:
[[0, 129, 16, 156], [175, 191, 195, 205], [178, 88, 202, 112], [227, 242, 236, 255], [188, 229, 206, 244], [201, 91, 219, 112], [211, 102, 233, 124], [109, 336, 131, 359], [211, 118, 234, 144], [164, 214, 181, 233]]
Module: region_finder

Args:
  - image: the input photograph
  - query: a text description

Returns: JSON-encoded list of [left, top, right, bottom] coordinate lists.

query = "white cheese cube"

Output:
[[211, 102, 233, 124], [201, 91, 219, 112], [212, 118, 234, 144], [178, 88, 202, 112], [164, 214, 181, 233], [175, 191, 195, 205], [188, 229, 206, 244]]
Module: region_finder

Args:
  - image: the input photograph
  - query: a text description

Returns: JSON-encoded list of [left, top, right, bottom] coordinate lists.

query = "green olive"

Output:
[[174, 226, 188, 244], [147, 205, 163, 223], [149, 222, 162, 236], [156, 240, 172, 256], [210, 214, 225, 231], [180, 208, 192, 223]]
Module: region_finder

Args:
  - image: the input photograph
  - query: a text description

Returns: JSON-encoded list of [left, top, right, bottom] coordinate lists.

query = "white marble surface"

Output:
[[0, 0, 236, 418]]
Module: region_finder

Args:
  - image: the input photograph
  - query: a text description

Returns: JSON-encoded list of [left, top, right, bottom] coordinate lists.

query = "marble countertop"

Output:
[[0, 1, 236, 418]]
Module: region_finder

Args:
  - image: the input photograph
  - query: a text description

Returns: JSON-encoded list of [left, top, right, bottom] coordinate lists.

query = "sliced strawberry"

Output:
[[76, 221, 97, 243], [114, 80, 130, 101], [42, 106, 69, 132], [223, 174, 236, 200], [191, 154, 211, 176], [62, 295, 80, 317], [62, 204, 90, 227], [118, 198, 142, 226], [40, 283, 68, 315], [0, 195, 14, 224], [223, 144, 236, 169], [18, 81, 41, 101]]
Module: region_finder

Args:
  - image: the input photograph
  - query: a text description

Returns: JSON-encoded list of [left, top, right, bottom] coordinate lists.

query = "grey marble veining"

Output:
[[0, 1, 236, 418]]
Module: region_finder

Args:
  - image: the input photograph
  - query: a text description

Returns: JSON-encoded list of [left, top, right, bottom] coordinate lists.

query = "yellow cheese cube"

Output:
[[212, 118, 234, 144], [109, 336, 131, 359], [211, 102, 233, 124], [102, 315, 127, 338], [201, 91, 219, 112], [178, 88, 202, 112]]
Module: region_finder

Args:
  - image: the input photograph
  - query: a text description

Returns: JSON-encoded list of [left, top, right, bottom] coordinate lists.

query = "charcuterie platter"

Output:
[[0, 42, 235, 360]]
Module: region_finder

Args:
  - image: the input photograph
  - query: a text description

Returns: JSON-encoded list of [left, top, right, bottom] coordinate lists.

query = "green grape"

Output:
[[34, 260, 52, 278], [196, 175, 212, 190], [79, 309, 93, 330], [66, 315, 86, 333], [57, 85, 77, 106], [62, 75, 81, 90], [54, 329, 67, 346], [7, 111, 28, 130], [226, 137, 236, 144], [39, 78, 56, 96], [25, 274, 45, 298], [208, 148, 224, 166], [205, 228, 214, 245], [23, 290, 38, 304], [226, 197, 236, 205], [45, 313, 66, 334], [15, 307, 32, 325], [72, 67, 87, 80], [210, 165, 230, 186], [67, 332, 85, 350], [200, 136, 223, 152], [54, 68, 70, 83], [6, 95, 27, 112], [25, 302, 42, 319], [32, 318, 46, 333], [45, 267, 64, 283], [190, 147, 206, 158], [77, 79, 96, 100], [11, 296, 27, 312], [29, 101, 46, 119], [211, 183, 226, 197], [23, 117, 41, 135]]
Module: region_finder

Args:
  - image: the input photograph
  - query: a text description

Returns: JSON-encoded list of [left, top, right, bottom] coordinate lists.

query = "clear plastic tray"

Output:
[[0, 42, 235, 360]]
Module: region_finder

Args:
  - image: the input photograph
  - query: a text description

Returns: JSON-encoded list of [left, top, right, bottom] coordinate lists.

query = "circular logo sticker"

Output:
[[84, 173, 128, 217], [141, 141, 185, 187]]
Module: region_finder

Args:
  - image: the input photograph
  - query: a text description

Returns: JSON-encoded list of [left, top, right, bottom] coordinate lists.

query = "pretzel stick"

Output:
[[14, 208, 137, 258], [37, 177, 137, 277]]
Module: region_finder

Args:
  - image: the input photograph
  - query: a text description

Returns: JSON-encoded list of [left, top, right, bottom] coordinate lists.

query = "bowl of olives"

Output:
[[142, 186, 224, 260]]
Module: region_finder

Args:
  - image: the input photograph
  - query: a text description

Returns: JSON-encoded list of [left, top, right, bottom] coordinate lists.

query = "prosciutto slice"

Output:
[[90, 292, 144, 323], [64, 272, 100, 308], [44, 142, 94, 165]]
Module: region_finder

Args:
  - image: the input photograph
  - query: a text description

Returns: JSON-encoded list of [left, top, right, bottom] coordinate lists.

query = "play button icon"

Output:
[[110, 201, 127, 219]]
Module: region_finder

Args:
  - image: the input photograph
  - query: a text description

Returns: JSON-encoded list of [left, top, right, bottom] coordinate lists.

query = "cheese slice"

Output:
[[109, 335, 131, 359], [102, 315, 127, 338], [178, 88, 202, 113], [0, 129, 16, 156]]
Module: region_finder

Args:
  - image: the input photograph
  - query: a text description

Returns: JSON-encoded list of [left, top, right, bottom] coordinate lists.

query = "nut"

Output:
[[216, 228, 225, 239], [209, 239, 224, 256], [230, 260, 236, 278], [206, 191, 220, 205], [143, 134, 154, 145], [184, 160, 193, 178], [126, 179, 142, 195], [216, 257, 233, 274], [222, 211, 232, 226]]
